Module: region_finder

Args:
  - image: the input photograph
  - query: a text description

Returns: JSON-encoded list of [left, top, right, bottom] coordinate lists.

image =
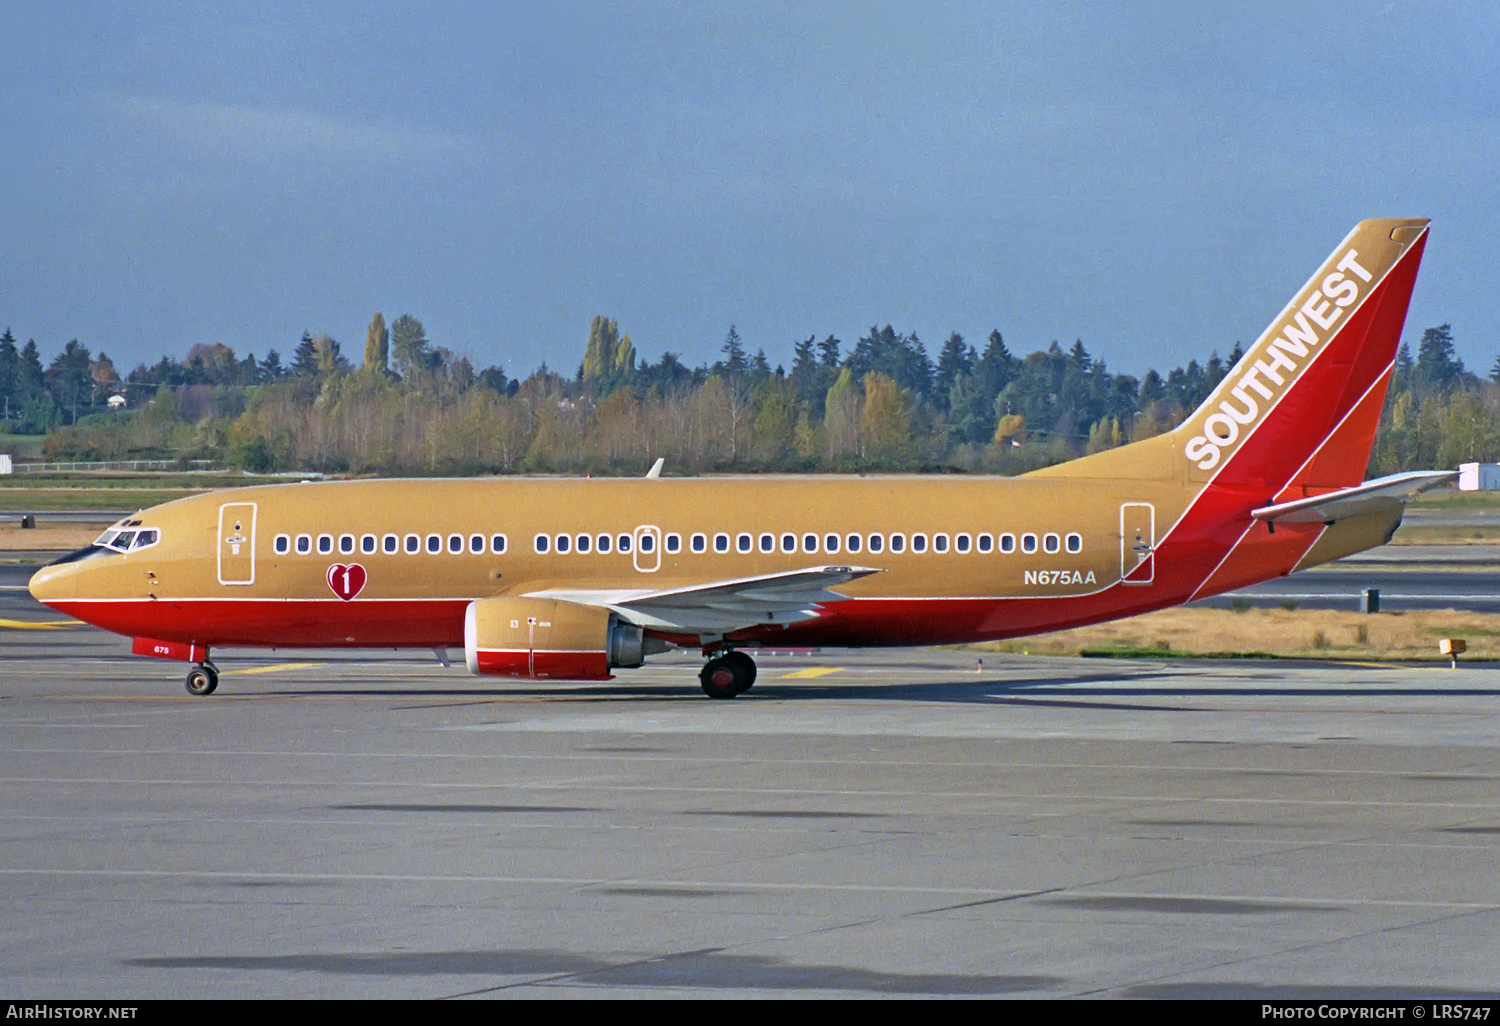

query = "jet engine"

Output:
[[464, 596, 650, 679]]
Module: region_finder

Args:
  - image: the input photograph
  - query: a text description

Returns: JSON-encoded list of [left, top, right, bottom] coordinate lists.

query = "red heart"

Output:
[[326, 563, 367, 601]]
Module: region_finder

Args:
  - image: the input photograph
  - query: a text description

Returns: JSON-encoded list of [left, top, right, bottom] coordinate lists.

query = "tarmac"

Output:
[[1, 603, 1497, 997]]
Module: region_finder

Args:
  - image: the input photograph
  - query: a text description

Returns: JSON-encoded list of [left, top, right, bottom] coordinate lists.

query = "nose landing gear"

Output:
[[185, 662, 219, 696], [699, 649, 756, 699]]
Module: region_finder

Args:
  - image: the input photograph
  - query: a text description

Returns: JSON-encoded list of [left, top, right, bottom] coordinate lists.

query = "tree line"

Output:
[[0, 315, 1491, 477]]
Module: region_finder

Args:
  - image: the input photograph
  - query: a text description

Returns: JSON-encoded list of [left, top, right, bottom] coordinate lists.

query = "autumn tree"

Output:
[[364, 312, 389, 375]]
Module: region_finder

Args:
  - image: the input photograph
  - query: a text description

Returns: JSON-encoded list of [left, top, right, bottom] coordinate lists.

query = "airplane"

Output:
[[28, 217, 1464, 699]]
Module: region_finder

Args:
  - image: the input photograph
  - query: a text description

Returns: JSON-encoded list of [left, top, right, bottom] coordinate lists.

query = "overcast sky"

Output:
[[2, 1, 1496, 379]]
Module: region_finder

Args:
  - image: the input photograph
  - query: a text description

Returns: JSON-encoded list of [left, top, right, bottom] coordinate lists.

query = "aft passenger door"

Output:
[[1119, 502, 1154, 585], [218, 502, 257, 585]]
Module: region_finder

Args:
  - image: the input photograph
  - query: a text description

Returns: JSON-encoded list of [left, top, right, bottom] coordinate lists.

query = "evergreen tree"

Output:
[[390, 314, 431, 377], [749, 348, 772, 381], [932, 332, 973, 415], [720, 325, 747, 376], [46, 339, 94, 423], [17, 340, 44, 399], [1416, 324, 1462, 392], [292, 332, 319, 376], [0, 329, 17, 418]]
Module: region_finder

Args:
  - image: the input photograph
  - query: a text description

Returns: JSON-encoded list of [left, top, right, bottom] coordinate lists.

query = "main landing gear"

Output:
[[185, 662, 219, 697], [699, 650, 756, 699]]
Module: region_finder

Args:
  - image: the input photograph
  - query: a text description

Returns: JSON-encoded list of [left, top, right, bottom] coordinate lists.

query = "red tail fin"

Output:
[[1179, 218, 1429, 499]]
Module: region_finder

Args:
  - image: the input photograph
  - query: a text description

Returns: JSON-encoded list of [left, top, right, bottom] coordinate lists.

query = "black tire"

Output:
[[699, 658, 741, 699], [185, 666, 218, 697], [723, 650, 757, 693]]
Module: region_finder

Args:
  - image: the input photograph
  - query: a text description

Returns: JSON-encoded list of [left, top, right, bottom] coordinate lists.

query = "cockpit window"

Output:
[[95, 530, 135, 553], [90, 527, 161, 553]]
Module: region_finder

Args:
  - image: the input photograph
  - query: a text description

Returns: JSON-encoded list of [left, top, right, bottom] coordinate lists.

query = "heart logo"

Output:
[[326, 563, 367, 601]]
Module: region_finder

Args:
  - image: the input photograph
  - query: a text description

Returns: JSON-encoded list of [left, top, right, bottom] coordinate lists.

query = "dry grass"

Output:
[[0, 523, 101, 552], [975, 605, 1500, 661]]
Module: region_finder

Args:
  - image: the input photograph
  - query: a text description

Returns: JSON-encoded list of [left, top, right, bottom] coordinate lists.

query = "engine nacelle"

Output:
[[464, 596, 647, 680]]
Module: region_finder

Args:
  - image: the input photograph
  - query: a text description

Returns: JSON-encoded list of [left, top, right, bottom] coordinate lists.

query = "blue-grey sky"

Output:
[[2, 1, 1496, 379]]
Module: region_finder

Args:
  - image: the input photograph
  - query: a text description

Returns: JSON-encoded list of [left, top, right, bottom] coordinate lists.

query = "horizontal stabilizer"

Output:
[[1251, 471, 1458, 524]]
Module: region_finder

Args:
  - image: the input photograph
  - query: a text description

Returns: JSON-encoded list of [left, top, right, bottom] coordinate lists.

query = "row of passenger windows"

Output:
[[274, 529, 1085, 559], [536, 531, 1084, 556], [275, 532, 509, 556]]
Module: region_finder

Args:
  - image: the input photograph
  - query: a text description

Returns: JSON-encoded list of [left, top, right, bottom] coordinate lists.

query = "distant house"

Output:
[[107, 394, 126, 411]]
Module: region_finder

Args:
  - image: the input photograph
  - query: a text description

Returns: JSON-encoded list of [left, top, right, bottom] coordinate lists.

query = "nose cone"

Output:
[[28, 563, 75, 607]]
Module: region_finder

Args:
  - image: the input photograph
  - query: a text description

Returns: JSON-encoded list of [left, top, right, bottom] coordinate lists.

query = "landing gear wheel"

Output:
[[185, 664, 218, 697], [699, 652, 756, 699], [723, 650, 757, 693]]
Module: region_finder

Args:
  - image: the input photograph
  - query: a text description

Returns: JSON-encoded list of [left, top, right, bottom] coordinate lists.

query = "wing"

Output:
[[526, 565, 883, 634]]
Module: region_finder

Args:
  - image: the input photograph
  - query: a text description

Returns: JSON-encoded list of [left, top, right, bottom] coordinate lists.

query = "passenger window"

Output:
[[1066, 533, 1082, 553], [781, 534, 796, 553], [759, 533, 774, 553], [556, 534, 571, 554], [596, 534, 610, 554], [426, 534, 441, 554], [665, 533, 681, 553], [934, 534, 949, 553], [534, 534, 550, 554], [954, 534, 970, 553], [362, 535, 377, 554], [618, 534, 632, 553], [318, 535, 333, 554], [405, 534, 420, 554], [737, 533, 752, 553], [470, 534, 484, 554], [911, 534, 927, 553], [999, 533, 1015, 553], [1043, 533, 1060, 554], [714, 533, 729, 553], [275, 534, 290, 555], [448, 534, 463, 554], [492, 534, 507, 554], [803, 534, 818, 553], [1022, 533, 1038, 554], [846, 534, 861, 554], [977, 534, 992, 553], [825, 534, 839, 554], [890, 534, 905, 553], [639, 533, 654, 553], [384, 534, 398, 554], [577, 534, 591, 554], [867, 534, 883, 553], [297, 535, 312, 554], [691, 533, 707, 553], [340, 535, 355, 554]]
